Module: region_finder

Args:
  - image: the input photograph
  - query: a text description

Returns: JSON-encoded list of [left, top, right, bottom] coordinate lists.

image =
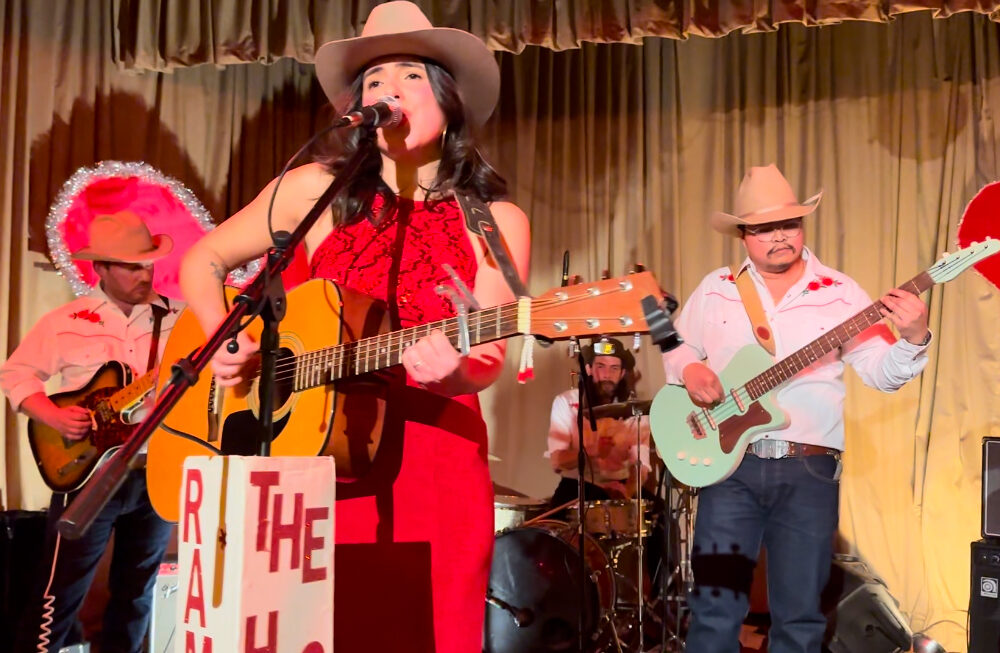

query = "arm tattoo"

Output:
[[209, 261, 229, 282]]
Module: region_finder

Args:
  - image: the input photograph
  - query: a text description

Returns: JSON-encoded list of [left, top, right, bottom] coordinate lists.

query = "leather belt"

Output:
[[747, 439, 840, 459]]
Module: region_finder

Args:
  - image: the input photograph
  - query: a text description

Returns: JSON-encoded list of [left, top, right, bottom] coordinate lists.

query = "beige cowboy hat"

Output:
[[71, 210, 173, 263], [314, 1, 500, 127], [710, 164, 823, 237]]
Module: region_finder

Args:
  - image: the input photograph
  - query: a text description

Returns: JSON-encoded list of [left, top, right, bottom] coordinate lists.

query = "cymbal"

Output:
[[583, 399, 652, 420]]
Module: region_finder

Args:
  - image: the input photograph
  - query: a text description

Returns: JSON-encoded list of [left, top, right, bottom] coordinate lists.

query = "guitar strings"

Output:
[[251, 287, 647, 384]]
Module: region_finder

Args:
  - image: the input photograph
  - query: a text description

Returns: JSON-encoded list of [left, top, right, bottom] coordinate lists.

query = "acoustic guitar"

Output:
[[147, 272, 663, 521], [650, 240, 1000, 488], [28, 363, 156, 492]]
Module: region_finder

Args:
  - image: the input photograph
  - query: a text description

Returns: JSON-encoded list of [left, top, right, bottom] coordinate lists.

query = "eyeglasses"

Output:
[[743, 220, 803, 241]]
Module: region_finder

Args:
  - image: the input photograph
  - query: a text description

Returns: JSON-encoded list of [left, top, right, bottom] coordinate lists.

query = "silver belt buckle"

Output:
[[750, 439, 790, 459]]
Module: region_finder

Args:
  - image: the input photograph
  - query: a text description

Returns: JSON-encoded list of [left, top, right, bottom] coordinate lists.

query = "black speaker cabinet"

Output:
[[983, 438, 1000, 538], [0, 510, 47, 653], [970, 539, 1000, 653], [821, 555, 911, 653]]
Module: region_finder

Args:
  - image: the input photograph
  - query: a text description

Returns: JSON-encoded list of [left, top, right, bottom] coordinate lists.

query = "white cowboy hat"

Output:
[[71, 210, 173, 263], [313, 1, 500, 127], [710, 164, 823, 237]]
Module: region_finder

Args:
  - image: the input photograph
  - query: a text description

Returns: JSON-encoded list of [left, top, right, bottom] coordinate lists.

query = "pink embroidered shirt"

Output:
[[0, 286, 181, 412]]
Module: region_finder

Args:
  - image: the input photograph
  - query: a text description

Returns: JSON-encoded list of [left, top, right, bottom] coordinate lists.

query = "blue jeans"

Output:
[[685, 453, 841, 653], [15, 469, 173, 653]]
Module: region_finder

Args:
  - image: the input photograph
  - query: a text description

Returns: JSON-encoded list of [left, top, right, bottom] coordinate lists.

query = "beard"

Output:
[[594, 380, 619, 404]]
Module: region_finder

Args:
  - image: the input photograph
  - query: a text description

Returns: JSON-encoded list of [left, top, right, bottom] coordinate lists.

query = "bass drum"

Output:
[[484, 520, 614, 653]]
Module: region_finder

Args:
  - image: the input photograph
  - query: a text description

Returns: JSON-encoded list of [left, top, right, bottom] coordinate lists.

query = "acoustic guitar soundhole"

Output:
[[219, 347, 295, 455]]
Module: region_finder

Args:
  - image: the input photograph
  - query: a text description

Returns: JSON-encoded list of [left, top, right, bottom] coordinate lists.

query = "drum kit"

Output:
[[484, 399, 696, 653]]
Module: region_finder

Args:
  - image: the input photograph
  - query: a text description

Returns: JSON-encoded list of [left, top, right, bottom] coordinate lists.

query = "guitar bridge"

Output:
[[686, 412, 707, 440]]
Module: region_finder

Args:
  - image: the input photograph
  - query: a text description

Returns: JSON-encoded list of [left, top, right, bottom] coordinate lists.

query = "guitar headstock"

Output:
[[528, 271, 664, 340], [929, 239, 1000, 283]]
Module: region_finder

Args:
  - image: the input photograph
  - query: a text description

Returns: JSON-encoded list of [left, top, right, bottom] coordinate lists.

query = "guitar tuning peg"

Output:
[[601, 269, 610, 280], [568, 274, 583, 286], [630, 263, 646, 274]]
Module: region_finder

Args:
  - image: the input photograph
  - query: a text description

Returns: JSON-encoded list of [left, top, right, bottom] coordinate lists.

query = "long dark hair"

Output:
[[314, 59, 507, 225]]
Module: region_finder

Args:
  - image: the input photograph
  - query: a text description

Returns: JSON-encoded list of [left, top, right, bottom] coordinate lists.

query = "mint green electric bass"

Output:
[[650, 240, 1000, 488]]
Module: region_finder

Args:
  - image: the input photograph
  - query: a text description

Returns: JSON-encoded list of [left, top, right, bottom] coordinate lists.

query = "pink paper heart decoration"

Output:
[[46, 161, 257, 299]]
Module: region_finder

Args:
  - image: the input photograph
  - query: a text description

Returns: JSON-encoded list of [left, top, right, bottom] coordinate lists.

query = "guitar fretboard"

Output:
[[288, 301, 522, 391], [108, 369, 157, 412], [742, 271, 933, 400]]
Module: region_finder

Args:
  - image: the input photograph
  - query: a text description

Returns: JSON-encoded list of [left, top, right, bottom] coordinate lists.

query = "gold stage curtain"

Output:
[[5, 1, 1000, 649], [110, 0, 1000, 69]]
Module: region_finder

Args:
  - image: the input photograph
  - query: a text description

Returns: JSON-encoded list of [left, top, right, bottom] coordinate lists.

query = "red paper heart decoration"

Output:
[[957, 181, 1000, 290]]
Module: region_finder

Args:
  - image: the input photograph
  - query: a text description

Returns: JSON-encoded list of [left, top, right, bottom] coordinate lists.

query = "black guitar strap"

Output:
[[454, 192, 529, 298], [145, 297, 169, 373]]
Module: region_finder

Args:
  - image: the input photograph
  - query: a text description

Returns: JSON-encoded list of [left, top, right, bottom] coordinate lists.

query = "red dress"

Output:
[[309, 196, 494, 653]]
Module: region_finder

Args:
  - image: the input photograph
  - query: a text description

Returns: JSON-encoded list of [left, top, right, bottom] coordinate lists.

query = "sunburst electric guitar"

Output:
[[28, 363, 156, 492], [147, 272, 663, 521], [650, 240, 1000, 488]]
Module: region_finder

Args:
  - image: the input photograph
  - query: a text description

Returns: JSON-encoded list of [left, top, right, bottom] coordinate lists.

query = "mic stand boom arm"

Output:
[[57, 137, 377, 539]]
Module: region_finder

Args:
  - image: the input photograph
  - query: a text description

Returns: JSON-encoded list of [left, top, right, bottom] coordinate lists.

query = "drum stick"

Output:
[[522, 499, 577, 526]]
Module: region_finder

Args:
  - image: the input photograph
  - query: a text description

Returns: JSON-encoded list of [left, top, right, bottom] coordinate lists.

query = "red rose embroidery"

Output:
[[801, 275, 841, 296], [70, 309, 103, 326]]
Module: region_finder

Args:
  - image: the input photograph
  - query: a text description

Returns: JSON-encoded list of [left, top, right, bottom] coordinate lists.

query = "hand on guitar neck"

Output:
[[878, 288, 929, 345], [20, 392, 92, 439]]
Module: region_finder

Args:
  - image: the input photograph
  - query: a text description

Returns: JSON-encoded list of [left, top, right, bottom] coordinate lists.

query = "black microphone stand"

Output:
[[574, 349, 600, 652], [57, 135, 378, 539]]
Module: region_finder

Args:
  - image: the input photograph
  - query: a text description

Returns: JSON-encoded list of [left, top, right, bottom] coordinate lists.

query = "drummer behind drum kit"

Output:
[[484, 399, 696, 653]]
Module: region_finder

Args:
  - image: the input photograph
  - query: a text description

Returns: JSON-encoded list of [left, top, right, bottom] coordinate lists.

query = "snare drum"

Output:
[[484, 520, 614, 653], [567, 499, 652, 538], [493, 495, 547, 533]]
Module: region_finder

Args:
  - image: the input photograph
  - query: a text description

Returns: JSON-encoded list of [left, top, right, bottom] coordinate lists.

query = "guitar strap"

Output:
[[145, 297, 169, 373], [729, 264, 776, 356], [454, 192, 529, 298]]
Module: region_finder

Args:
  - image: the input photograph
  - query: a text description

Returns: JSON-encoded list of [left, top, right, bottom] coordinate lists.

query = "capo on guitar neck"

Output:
[[436, 263, 481, 356]]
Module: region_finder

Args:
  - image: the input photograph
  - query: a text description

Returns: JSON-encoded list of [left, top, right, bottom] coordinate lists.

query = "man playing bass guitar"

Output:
[[0, 211, 180, 653], [659, 165, 931, 653]]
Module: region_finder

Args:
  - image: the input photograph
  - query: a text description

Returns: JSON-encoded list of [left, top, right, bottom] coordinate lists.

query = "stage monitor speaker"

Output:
[[148, 558, 179, 653], [983, 438, 1000, 538], [821, 555, 911, 653], [970, 539, 1000, 653], [0, 510, 47, 653]]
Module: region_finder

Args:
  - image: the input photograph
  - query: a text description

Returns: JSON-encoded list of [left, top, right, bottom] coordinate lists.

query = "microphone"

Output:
[[335, 96, 402, 129], [485, 593, 535, 627]]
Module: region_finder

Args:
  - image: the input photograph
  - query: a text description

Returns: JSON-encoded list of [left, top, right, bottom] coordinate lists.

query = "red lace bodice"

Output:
[[309, 195, 478, 326]]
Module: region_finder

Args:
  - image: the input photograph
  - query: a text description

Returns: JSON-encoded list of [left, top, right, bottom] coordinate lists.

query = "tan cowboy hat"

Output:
[[71, 210, 173, 263], [314, 1, 500, 127], [710, 164, 823, 237]]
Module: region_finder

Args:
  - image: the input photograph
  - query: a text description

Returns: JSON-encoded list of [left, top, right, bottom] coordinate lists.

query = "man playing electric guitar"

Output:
[[659, 165, 931, 653], [0, 211, 181, 653]]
